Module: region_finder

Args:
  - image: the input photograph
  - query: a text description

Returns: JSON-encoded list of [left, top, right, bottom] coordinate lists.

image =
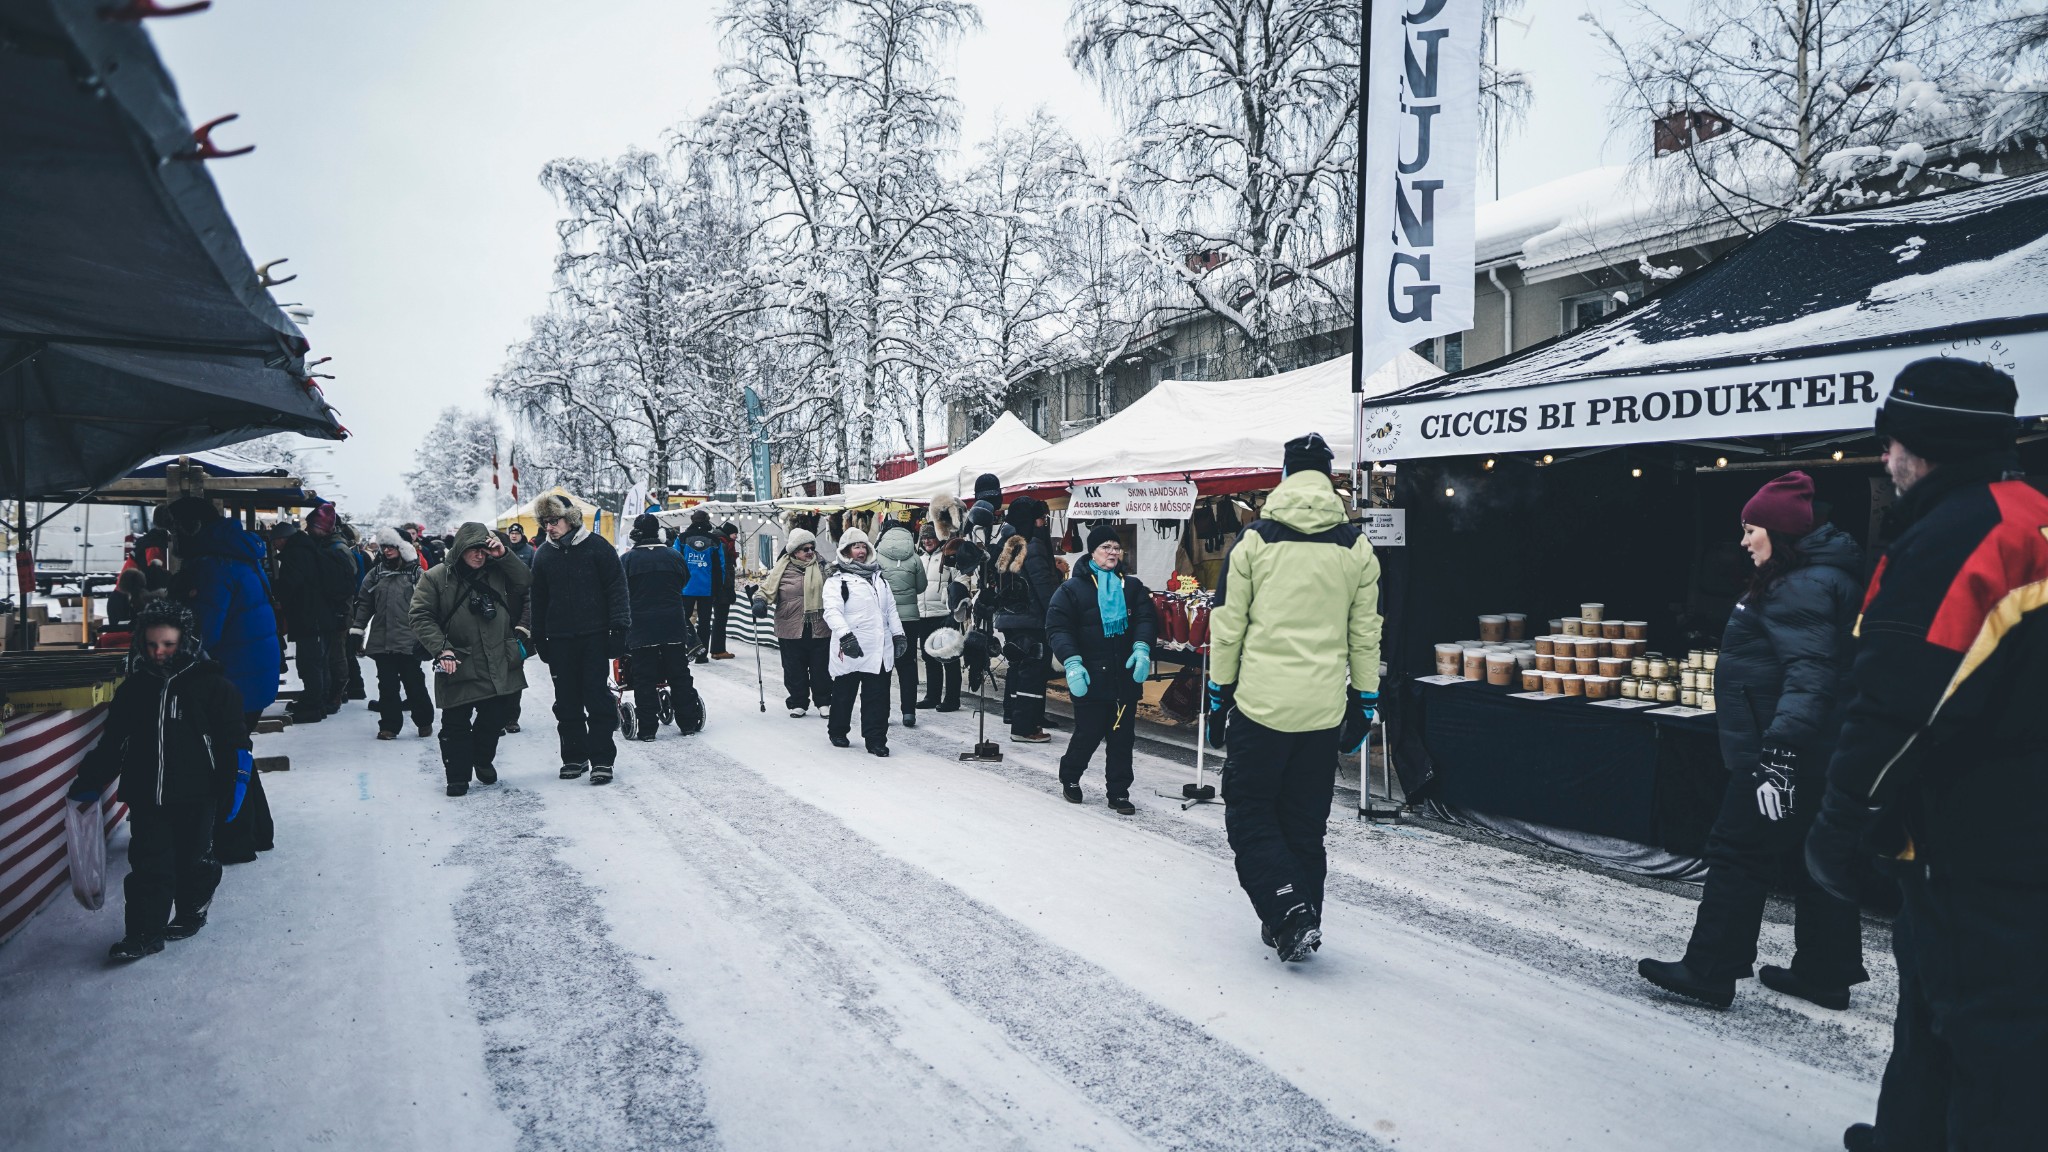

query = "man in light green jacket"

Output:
[[1207, 433, 1382, 962]]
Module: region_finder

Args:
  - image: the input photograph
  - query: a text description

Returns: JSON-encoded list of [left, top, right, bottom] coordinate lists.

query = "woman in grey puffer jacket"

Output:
[[352, 527, 433, 739], [1640, 472, 1868, 1012], [873, 519, 928, 728]]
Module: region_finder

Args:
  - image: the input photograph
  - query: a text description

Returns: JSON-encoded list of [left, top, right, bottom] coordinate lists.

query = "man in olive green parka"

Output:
[[410, 522, 531, 796]]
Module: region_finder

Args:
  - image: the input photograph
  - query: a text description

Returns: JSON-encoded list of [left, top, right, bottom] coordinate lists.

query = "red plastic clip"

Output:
[[100, 0, 212, 20], [185, 114, 254, 160]]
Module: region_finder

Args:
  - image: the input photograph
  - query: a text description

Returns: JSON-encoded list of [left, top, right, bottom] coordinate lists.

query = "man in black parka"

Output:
[[620, 513, 702, 740], [68, 601, 253, 961], [529, 494, 631, 784], [1806, 360, 2048, 1152], [993, 496, 1060, 742], [1047, 524, 1157, 814]]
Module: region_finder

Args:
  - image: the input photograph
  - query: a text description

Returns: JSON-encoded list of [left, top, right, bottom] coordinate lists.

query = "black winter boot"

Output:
[[1758, 965, 1852, 1011], [474, 763, 498, 786], [902, 708, 916, 728], [1637, 958, 1735, 1009], [164, 910, 208, 941], [1842, 1123, 1877, 1151], [1061, 783, 1083, 804], [560, 762, 588, 780], [446, 782, 468, 797], [1108, 796, 1135, 815], [1273, 904, 1321, 962], [866, 742, 890, 758], [590, 764, 614, 785], [109, 934, 165, 961]]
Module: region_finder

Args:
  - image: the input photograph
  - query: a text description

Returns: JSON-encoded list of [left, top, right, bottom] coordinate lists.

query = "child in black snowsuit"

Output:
[[69, 600, 253, 961]]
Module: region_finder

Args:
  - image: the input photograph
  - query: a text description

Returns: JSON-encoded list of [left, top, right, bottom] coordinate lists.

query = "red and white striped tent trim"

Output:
[[0, 707, 120, 944]]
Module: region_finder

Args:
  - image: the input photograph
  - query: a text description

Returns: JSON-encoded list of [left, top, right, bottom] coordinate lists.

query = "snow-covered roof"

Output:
[[1359, 173, 2048, 462], [834, 412, 1051, 507], [1477, 159, 1755, 282], [1002, 351, 1441, 495]]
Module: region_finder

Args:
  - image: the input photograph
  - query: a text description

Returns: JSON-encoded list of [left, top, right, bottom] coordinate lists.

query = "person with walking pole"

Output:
[[1206, 433, 1381, 962], [1047, 525, 1157, 815], [1800, 361, 2048, 1152]]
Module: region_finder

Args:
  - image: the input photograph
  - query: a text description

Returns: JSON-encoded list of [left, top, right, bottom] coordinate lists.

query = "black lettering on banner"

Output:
[[1738, 382, 1770, 413], [1508, 408, 1528, 432], [1841, 370, 1877, 403], [1803, 374, 1836, 406], [1396, 179, 1444, 245], [1405, 28, 1449, 98], [1420, 413, 1441, 439], [1472, 410, 1492, 435], [1615, 395, 1640, 423], [1451, 411, 1475, 437], [1674, 390, 1703, 419], [1643, 392, 1671, 421], [1773, 379, 1799, 409], [1562, 401, 1576, 427], [1539, 403, 1562, 430], [1387, 253, 1440, 322], [1706, 385, 1734, 416], [1586, 397, 1612, 426]]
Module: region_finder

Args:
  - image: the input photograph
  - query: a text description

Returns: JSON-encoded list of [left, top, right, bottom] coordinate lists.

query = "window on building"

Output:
[[1410, 332, 1466, 372], [1028, 396, 1047, 436], [1563, 292, 1618, 334]]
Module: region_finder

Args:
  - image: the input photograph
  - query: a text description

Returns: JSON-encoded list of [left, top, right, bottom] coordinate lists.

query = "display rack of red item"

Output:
[[1153, 590, 1215, 654]]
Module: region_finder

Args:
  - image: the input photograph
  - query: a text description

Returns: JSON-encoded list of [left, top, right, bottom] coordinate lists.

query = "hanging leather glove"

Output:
[[1064, 656, 1091, 698], [1125, 642, 1151, 683], [1754, 746, 1798, 821]]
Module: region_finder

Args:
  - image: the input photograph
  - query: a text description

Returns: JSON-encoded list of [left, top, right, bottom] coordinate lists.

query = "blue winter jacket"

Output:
[[181, 518, 282, 713], [674, 528, 725, 598]]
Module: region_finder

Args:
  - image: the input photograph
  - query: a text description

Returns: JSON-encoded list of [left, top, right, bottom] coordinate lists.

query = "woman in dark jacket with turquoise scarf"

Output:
[[1640, 472, 1869, 1010], [1046, 524, 1158, 815]]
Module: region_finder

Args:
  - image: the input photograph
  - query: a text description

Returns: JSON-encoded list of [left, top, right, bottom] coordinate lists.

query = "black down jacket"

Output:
[[620, 542, 694, 651], [530, 527, 630, 640], [1712, 522, 1864, 773], [1046, 564, 1159, 702], [73, 655, 250, 811]]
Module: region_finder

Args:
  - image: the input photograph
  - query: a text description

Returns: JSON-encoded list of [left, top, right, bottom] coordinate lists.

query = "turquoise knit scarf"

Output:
[[1092, 562, 1127, 638]]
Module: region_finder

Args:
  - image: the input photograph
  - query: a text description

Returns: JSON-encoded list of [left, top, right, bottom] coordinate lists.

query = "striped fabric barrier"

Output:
[[0, 706, 119, 945]]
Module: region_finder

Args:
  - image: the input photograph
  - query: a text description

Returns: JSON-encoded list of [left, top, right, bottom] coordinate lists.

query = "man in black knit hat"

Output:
[[1806, 359, 2047, 1152]]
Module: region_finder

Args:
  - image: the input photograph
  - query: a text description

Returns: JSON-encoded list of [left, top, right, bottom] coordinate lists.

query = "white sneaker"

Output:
[[789, 707, 807, 718]]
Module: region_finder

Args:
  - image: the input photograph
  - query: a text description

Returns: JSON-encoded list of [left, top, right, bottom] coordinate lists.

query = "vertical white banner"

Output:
[[1357, 0, 1482, 384]]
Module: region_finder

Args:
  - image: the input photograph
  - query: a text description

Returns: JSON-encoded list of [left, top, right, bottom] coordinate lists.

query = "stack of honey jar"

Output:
[[1433, 603, 1718, 711]]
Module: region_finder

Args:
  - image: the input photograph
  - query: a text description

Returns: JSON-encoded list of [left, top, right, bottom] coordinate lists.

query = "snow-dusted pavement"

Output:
[[1, 645, 1891, 1150]]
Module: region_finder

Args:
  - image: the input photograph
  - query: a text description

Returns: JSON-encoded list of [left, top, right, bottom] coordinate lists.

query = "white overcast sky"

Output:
[[150, 0, 1667, 510]]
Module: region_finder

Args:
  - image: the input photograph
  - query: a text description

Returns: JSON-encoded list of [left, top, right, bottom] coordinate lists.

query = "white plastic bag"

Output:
[[64, 796, 107, 911]]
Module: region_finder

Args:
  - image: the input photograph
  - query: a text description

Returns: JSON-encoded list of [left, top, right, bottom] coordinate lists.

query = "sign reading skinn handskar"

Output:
[[1066, 481, 1198, 520], [1355, 0, 1482, 388]]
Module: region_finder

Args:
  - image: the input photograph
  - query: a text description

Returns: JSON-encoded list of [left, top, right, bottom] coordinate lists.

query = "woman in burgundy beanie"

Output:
[[1639, 470, 1870, 1011]]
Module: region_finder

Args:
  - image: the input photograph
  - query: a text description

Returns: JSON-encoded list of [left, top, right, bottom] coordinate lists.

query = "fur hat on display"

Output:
[[923, 626, 965, 660], [1004, 496, 1048, 532], [532, 492, 583, 530], [930, 492, 964, 540]]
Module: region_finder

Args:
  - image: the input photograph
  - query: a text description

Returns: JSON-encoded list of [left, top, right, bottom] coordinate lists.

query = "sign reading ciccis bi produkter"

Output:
[[1066, 481, 1198, 520], [1357, 334, 2048, 462]]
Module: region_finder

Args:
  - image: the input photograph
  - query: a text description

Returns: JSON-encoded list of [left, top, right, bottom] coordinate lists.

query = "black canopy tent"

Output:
[[0, 0, 344, 514], [1353, 175, 2048, 870]]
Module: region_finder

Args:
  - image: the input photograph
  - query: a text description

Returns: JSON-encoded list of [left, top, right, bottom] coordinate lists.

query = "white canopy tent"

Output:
[[832, 412, 1050, 507], [1000, 351, 1442, 496]]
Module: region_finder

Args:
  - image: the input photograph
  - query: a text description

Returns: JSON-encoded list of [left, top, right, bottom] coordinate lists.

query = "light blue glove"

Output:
[[1063, 656, 1090, 697], [1125, 641, 1151, 683]]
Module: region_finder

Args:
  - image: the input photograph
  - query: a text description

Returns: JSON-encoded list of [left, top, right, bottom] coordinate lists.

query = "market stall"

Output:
[[1358, 173, 2048, 870], [1, 3, 344, 939], [835, 413, 1049, 509]]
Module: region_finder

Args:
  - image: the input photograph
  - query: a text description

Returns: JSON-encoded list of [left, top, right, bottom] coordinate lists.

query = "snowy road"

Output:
[[1, 647, 1889, 1150]]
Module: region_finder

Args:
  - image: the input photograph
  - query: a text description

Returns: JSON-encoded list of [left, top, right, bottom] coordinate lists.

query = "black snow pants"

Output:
[[1059, 685, 1138, 801], [1682, 767, 1867, 985], [1869, 870, 2048, 1151], [440, 693, 515, 786], [1222, 712, 1339, 927], [372, 654, 434, 736], [1004, 628, 1050, 736], [682, 597, 714, 660], [710, 600, 732, 654], [628, 643, 696, 737], [780, 635, 832, 712], [830, 669, 892, 748], [292, 634, 329, 718], [545, 633, 617, 768], [125, 799, 221, 938]]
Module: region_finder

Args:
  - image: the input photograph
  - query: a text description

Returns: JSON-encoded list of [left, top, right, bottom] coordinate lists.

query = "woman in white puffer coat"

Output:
[[822, 528, 907, 757]]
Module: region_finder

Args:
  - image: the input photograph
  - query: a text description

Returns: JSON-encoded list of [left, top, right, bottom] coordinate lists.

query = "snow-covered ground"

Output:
[[0, 645, 1891, 1150]]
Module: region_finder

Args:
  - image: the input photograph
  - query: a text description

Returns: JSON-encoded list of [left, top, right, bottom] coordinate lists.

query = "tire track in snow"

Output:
[[868, 701, 1894, 1084], [624, 743, 1389, 1152], [439, 747, 720, 1152]]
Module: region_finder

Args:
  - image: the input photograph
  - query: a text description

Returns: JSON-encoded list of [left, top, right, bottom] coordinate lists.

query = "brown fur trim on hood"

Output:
[[998, 534, 1029, 575], [929, 493, 964, 541]]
